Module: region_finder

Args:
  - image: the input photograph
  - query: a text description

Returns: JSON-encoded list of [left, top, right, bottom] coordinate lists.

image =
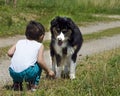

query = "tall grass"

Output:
[[0, 0, 120, 37], [1, 47, 120, 96], [19, 0, 120, 14]]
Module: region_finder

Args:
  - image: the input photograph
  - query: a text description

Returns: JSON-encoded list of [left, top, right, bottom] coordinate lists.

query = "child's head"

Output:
[[25, 21, 45, 42]]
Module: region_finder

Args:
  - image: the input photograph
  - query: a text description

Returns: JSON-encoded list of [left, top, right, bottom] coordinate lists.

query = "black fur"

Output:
[[50, 16, 83, 63]]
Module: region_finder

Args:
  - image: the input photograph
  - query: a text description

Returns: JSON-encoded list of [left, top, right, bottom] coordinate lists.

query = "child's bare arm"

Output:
[[7, 44, 16, 57], [37, 45, 55, 77]]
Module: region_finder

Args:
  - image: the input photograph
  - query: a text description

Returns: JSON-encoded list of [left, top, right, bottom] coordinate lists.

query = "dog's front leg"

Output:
[[52, 56, 56, 74], [62, 57, 70, 78], [55, 54, 62, 78], [56, 67, 62, 78], [70, 60, 76, 79]]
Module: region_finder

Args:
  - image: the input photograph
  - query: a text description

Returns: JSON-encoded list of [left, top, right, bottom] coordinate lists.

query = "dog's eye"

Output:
[[64, 30, 72, 37], [56, 28, 60, 31], [62, 29, 67, 33], [62, 30, 67, 33]]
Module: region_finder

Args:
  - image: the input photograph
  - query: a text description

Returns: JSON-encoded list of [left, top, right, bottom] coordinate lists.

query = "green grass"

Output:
[[0, 1, 120, 94], [0, 0, 120, 37], [0, 46, 10, 58], [0, 46, 120, 96]]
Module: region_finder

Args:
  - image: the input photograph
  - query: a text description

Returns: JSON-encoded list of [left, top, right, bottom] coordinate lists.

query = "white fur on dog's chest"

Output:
[[54, 42, 74, 56], [54, 43, 64, 56]]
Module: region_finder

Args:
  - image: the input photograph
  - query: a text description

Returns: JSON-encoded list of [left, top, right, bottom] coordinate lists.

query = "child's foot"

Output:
[[12, 82, 23, 91], [31, 84, 38, 92]]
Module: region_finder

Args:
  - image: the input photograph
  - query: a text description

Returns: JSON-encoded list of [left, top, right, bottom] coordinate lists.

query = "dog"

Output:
[[50, 16, 83, 79]]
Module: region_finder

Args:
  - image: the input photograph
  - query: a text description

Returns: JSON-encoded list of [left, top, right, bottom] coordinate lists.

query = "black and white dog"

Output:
[[50, 16, 83, 79]]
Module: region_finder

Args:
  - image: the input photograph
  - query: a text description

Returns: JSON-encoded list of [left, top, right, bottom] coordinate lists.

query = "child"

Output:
[[8, 21, 55, 91]]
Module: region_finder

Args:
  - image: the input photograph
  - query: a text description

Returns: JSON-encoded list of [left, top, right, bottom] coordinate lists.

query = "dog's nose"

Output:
[[58, 38, 62, 41], [58, 38, 63, 46], [57, 32, 65, 41]]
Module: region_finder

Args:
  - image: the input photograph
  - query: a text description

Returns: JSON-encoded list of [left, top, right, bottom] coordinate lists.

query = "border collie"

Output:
[[50, 16, 83, 79]]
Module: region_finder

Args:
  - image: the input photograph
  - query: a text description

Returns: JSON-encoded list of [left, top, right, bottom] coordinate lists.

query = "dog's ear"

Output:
[[51, 16, 60, 27], [67, 18, 76, 29], [51, 18, 56, 27]]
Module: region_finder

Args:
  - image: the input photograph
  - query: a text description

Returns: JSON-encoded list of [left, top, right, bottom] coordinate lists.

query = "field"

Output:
[[0, 27, 120, 96], [0, 0, 120, 95], [0, 47, 120, 96], [0, 0, 120, 37]]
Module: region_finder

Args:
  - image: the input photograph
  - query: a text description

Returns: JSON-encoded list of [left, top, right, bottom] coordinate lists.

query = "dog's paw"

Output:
[[61, 73, 69, 79], [69, 74, 75, 80]]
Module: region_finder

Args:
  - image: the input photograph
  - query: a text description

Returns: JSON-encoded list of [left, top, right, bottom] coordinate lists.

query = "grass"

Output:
[[0, 0, 120, 95], [0, 46, 10, 58], [0, 0, 120, 37], [0, 27, 120, 95], [0, 46, 120, 96]]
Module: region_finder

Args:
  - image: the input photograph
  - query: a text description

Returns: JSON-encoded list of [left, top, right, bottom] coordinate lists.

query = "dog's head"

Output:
[[50, 16, 75, 46]]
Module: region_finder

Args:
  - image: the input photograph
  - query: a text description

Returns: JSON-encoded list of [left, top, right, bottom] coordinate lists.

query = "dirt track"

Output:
[[0, 21, 120, 87], [0, 21, 120, 48]]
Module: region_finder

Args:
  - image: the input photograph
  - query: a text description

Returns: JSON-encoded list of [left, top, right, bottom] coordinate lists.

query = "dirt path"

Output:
[[0, 21, 120, 48], [0, 21, 120, 87]]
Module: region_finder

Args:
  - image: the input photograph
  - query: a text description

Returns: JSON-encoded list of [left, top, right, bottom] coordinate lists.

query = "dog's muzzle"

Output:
[[58, 39, 63, 46], [57, 32, 65, 46]]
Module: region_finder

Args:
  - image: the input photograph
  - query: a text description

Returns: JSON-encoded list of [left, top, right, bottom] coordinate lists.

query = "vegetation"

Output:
[[0, 0, 120, 95], [0, 47, 120, 96], [0, 0, 120, 37], [0, 46, 10, 58]]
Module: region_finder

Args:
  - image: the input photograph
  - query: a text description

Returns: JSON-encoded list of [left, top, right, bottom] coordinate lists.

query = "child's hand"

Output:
[[48, 70, 55, 77]]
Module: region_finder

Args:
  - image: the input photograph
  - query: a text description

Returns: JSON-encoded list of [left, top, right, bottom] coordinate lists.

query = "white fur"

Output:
[[52, 45, 76, 79], [56, 67, 62, 78], [67, 47, 74, 56], [52, 57, 57, 72], [57, 32, 65, 41], [52, 31, 77, 79], [70, 60, 76, 79], [54, 41, 67, 56]]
